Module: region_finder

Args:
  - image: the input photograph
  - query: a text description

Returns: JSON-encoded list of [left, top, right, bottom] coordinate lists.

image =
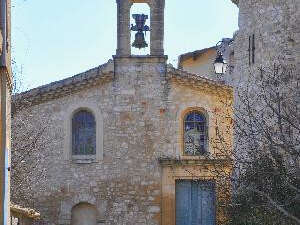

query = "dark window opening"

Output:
[[252, 34, 255, 64], [184, 111, 207, 155], [72, 110, 96, 155]]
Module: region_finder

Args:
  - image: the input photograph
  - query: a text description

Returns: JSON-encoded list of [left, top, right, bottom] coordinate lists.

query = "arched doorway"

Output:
[[71, 202, 98, 225]]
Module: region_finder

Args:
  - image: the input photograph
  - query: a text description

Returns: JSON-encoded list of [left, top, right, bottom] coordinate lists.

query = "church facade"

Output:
[[12, 0, 234, 225], [11, 0, 300, 224]]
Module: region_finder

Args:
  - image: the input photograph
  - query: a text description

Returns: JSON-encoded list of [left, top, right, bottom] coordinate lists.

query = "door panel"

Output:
[[176, 180, 216, 225], [199, 182, 215, 225], [176, 180, 192, 225], [191, 181, 200, 225]]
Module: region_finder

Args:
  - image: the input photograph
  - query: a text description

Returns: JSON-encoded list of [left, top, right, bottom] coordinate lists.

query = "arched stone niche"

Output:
[[71, 203, 98, 225], [58, 193, 107, 225], [116, 0, 165, 56]]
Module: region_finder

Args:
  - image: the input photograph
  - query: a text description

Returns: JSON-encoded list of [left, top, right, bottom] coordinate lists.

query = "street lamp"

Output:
[[214, 52, 227, 74], [214, 38, 232, 74]]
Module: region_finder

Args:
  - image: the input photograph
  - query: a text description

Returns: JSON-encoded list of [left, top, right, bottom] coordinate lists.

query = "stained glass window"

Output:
[[72, 110, 96, 155], [184, 111, 207, 155]]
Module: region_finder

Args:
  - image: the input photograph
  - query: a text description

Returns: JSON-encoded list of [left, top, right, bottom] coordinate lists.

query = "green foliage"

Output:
[[226, 154, 300, 225]]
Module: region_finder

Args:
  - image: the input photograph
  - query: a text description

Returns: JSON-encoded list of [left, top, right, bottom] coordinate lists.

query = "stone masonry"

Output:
[[12, 57, 233, 225], [230, 0, 300, 87], [226, 0, 300, 162], [10, 0, 300, 224], [116, 0, 165, 56]]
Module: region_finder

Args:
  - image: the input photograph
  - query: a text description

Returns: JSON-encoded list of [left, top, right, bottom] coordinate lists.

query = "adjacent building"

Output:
[[178, 47, 218, 80], [0, 0, 11, 224]]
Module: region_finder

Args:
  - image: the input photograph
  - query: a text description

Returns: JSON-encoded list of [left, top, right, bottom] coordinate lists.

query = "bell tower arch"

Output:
[[116, 0, 165, 56]]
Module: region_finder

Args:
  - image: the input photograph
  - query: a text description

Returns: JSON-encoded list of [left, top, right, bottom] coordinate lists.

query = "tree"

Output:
[[228, 63, 300, 224], [10, 68, 51, 208]]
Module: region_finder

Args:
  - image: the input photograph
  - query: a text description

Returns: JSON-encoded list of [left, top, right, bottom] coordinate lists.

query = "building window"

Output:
[[72, 110, 96, 155], [184, 111, 207, 155]]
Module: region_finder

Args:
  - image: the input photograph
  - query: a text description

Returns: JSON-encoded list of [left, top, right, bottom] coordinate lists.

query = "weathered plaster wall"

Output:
[[165, 77, 233, 159], [179, 48, 218, 81], [13, 60, 232, 225]]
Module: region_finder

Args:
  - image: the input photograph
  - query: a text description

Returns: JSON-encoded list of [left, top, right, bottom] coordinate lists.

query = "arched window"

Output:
[[72, 110, 96, 155], [184, 111, 207, 155]]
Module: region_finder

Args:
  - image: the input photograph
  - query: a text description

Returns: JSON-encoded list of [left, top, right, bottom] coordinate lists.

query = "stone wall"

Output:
[[230, 0, 299, 87], [12, 59, 233, 225], [226, 0, 300, 160]]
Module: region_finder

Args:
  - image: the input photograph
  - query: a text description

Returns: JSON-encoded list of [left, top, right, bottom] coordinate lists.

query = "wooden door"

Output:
[[176, 180, 216, 225]]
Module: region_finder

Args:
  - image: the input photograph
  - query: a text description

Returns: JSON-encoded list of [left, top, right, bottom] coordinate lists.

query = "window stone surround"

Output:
[[178, 105, 213, 158], [64, 101, 103, 163]]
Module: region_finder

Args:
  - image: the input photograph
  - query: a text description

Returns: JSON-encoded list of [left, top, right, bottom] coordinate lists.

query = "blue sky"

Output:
[[12, 0, 239, 90]]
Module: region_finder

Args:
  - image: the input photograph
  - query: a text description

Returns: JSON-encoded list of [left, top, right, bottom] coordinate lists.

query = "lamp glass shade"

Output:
[[214, 62, 224, 74], [214, 53, 227, 74]]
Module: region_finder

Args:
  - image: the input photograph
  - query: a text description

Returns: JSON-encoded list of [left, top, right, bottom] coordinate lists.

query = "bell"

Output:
[[131, 14, 150, 49], [132, 32, 148, 49]]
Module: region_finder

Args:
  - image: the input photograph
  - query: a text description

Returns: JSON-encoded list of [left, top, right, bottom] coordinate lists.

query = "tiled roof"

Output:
[[13, 59, 232, 109], [167, 65, 232, 90], [13, 60, 114, 106]]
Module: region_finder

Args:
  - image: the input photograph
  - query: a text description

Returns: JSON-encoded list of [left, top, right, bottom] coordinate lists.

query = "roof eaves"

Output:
[[167, 66, 233, 90], [13, 60, 114, 106]]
